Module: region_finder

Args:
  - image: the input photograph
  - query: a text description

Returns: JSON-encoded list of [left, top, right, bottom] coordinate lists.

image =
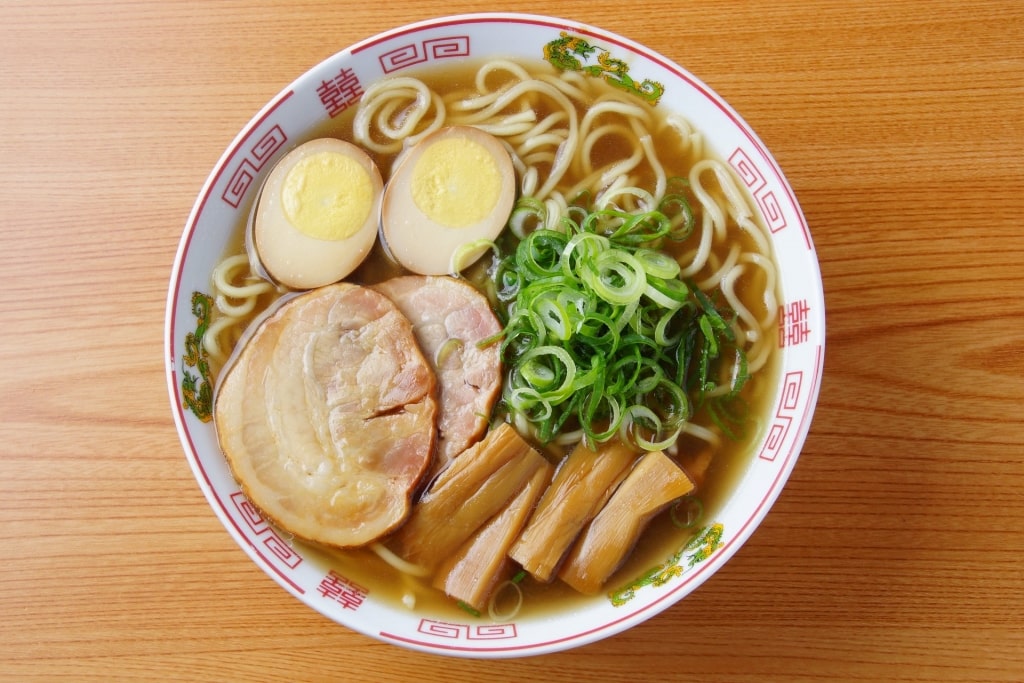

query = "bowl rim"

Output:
[[164, 11, 825, 658]]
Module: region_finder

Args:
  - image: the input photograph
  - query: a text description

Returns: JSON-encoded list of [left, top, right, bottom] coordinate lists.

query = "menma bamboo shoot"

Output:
[[558, 449, 695, 595], [508, 439, 639, 582], [433, 461, 553, 611], [386, 423, 546, 571]]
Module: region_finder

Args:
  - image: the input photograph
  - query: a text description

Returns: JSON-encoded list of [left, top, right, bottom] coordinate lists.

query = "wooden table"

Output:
[[3, 1, 1022, 681]]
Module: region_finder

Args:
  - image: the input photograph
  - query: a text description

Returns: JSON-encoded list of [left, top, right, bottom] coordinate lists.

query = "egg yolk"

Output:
[[410, 137, 502, 228], [281, 151, 373, 241]]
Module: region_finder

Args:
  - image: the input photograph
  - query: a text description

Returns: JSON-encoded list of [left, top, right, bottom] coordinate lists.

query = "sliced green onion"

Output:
[[517, 345, 577, 402], [577, 311, 621, 352], [670, 496, 704, 529], [659, 182, 696, 241], [434, 338, 464, 367], [449, 238, 497, 276], [619, 404, 680, 451], [534, 296, 573, 341], [516, 229, 568, 278], [456, 601, 481, 617], [582, 249, 647, 306], [634, 248, 681, 279], [487, 579, 524, 622], [561, 232, 609, 279], [699, 314, 720, 357], [646, 276, 690, 306], [508, 197, 547, 239], [653, 308, 684, 346], [490, 195, 752, 452], [508, 386, 551, 420]]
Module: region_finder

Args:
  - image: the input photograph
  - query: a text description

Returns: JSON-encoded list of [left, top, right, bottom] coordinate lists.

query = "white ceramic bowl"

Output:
[[165, 13, 824, 657]]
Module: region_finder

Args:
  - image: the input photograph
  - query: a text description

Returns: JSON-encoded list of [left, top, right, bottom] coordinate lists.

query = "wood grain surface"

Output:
[[1, 1, 1022, 681]]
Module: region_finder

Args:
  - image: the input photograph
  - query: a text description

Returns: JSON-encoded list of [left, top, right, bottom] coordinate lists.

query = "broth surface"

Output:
[[211, 57, 781, 618]]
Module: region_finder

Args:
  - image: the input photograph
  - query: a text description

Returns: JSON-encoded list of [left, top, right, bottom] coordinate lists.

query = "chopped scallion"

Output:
[[488, 198, 749, 451]]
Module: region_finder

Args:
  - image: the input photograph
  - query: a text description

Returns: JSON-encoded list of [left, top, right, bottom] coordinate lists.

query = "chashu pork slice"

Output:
[[214, 282, 438, 548], [373, 275, 502, 475]]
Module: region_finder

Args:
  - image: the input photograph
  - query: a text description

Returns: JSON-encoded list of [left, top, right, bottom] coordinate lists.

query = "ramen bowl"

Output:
[[165, 13, 824, 658]]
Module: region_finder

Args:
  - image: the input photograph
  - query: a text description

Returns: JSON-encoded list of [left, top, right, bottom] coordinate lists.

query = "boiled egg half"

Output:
[[381, 126, 516, 275], [251, 138, 383, 290]]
